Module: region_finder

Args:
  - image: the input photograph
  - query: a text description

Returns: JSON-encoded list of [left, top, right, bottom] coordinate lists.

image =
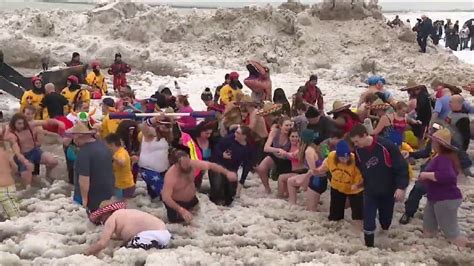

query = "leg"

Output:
[[305, 188, 321, 212], [363, 193, 377, 247], [349, 191, 364, 230], [287, 173, 307, 205], [208, 171, 225, 204], [255, 156, 275, 194], [433, 199, 467, 247], [328, 188, 347, 221], [224, 180, 238, 206], [378, 195, 395, 230], [277, 173, 296, 198], [14, 156, 33, 187], [422, 200, 438, 238], [40, 151, 58, 180], [401, 180, 426, 224]]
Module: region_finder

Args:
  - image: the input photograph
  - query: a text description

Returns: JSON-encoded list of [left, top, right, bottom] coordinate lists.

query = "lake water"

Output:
[[0, 0, 473, 12]]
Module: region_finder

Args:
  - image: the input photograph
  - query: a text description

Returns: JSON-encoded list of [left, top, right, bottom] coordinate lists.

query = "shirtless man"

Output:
[[161, 150, 237, 223], [0, 124, 21, 219], [86, 200, 171, 255], [7, 110, 58, 187]]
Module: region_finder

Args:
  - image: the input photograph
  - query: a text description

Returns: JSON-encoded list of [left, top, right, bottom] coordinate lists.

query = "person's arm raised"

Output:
[[86, 214, 116, 255], [191, 160, 237, 182]]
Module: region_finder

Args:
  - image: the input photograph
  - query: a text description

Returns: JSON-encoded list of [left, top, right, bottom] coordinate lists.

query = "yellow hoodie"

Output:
[[20, 90, 47, 119], [324, 152, 364, 195], [61, 87, 91, 113], [219, 84, 239, 105], [86, 71, 108, 95]]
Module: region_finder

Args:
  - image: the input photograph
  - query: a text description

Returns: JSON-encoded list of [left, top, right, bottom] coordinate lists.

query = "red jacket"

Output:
[[303, 82, 324, 111], [108, 62, 131, 76]]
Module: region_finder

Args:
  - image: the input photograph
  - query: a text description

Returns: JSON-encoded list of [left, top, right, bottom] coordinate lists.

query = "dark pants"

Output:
[[404, 180, 426, 217], [329, 189, 363, 221], [363, 193, 395, 235], [164, 196, 199, 223], [470, 35, 474, 50], [208, 171, 237, 206], [417, 34, 428, 53]]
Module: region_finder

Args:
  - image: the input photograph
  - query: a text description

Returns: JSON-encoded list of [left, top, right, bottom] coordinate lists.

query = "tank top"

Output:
[[393, 116, 408, 133], [379, 114, 395, 138], [272, 129, 291, 151], [138, 137, 169, 172]]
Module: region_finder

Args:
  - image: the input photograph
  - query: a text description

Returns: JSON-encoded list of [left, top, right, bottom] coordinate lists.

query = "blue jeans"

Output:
[[363, 193, 395, 235]]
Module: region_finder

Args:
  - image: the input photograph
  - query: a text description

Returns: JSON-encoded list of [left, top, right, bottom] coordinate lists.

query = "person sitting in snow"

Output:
[[86, 200, 171, 255], [108, 53, 131, 92], [86, 61, 108, 98]]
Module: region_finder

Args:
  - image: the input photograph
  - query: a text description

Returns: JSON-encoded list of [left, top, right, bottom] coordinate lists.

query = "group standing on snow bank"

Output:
[[1, 46, 474, 255]]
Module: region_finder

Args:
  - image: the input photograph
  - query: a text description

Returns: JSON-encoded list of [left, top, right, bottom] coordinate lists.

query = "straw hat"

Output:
[[257, 101, 282, 116], [367, 98, 391, 110], [400, 79, 421, 91], [327, 100, 351, 115], [238, 95, 258, 107], [89, 200, 126, 224], [428, 128, 458, 151], [65, 121, 96, 135]]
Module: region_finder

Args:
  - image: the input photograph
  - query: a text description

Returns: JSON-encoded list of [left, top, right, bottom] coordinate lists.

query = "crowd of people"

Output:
[[409, 15, 474, 53], [1, 54, 474, 254]]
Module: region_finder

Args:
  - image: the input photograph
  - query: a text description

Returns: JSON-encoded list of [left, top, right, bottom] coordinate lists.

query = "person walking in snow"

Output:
[[417, 15, 433, 53], [349, 124, 408, 247], [108, 53, 131, 92], [459, 25, 470, 50]]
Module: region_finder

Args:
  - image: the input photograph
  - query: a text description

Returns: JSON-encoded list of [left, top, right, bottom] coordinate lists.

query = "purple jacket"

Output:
[[423, 155, 462, 202]]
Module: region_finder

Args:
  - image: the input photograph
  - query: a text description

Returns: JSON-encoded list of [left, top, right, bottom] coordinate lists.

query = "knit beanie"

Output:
[[201, 88, 213, 102], [336, 140, 351, 158]]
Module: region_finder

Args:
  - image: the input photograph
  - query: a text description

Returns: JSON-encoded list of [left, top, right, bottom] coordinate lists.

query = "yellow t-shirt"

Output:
[[99, 114, 120, 139], [86, 72, 108, 94], [400, 142, 415, 180], [324, 152, 363, 195], [20, 90, 46, 119], [219, 84, 239, 105], [61, 87, 91, 113], [113, 147, 135, 189]]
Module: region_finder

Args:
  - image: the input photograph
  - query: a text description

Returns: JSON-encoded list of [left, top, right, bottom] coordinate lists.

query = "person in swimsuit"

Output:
[[161, 149, 237, 223], [369, 99, 395, 138], [392, 102, 422, 134], [7, 112, 57, 188], [287, 129, 327, 211], [255, 116, 293, 194], [0, 124, 21, 219], [86, 200, 172, 255], [277, 129, 305, 198]]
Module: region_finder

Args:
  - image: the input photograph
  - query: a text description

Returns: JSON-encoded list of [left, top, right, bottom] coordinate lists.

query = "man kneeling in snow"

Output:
[[86, 200, 171, 255]]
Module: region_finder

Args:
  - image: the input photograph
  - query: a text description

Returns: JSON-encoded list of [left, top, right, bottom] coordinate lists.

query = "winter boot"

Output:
[[364, 233, 375, 247]]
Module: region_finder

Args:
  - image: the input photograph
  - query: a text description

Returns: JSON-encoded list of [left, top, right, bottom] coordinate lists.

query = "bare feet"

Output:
[[235, 183, 242, 198]]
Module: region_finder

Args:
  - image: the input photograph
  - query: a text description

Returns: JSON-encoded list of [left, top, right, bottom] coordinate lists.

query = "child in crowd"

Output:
[[313, 140, 363, 228], [105, 133, 136, 200]]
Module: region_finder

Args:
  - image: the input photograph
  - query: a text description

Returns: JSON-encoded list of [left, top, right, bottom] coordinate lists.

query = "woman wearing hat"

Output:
[[328, 101, 360, 135], [312, 140, 363, 226], [287, 129, 326, 211], [419, 128, 470, 247], [402, 81, 432, 148], [368, 98, 393, 137]]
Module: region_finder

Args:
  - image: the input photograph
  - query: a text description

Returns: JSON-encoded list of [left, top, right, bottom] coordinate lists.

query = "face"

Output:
[[200, 129, 212, 139], [449, 97, 463, 111], [122, 96, 132, 104], [34, 80, 42, 89], [281, 120, 293, 134], [307, 116, 321, 125], [350, 135, 369, 148], [338, 156, 350, 164], [309, 80, 317, 86], [24, 109, 35, 121], [204, 100, 213, 107], [67, 80, 71, 87], [80, 103, 90, 112], [375, 82, 383, 90], [290, 132, 300, 145], [234, 127, 246, 143], [396, 106, 407, 116], [14, 119, 25, 131], [178, 156, 192, 173]]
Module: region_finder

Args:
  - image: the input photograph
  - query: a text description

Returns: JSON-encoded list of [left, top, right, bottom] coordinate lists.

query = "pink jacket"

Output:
[[178, 106, 197, 130]]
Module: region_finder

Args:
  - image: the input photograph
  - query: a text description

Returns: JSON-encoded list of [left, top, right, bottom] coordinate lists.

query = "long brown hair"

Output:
[[435, 143, 461, 173], [298, 141, 319, 164], [9, 113, 30, 132]]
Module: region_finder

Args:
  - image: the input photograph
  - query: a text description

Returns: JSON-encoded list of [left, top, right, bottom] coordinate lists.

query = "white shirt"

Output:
[[138, 137, 170, 173]]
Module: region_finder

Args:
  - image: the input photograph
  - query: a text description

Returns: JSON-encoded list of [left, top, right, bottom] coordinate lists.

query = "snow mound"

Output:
[[0, 1, 472, 85]]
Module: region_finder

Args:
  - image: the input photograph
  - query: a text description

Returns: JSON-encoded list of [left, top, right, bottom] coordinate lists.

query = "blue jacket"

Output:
[[212, 133, 252, 184], [354, 137, 409, 196]]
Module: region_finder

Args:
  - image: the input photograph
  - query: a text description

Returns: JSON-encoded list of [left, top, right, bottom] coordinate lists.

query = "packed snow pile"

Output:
[[0, 1, 473, 86]]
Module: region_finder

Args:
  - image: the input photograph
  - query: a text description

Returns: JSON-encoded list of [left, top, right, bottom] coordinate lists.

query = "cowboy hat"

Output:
[[367, 98, 391, 110], [89, 200, 126, 224], [400, 79, 422, 91], [428, 128, 458, 151], [257, 101, 283, 116], [327, 101, 351, 115], [65, 121, 97, 135]]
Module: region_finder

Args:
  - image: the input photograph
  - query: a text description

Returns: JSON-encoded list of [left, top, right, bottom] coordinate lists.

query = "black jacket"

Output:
[[354, 137, 409, 196], [420, 18, 433, 37], [305, 116, 336, 145]]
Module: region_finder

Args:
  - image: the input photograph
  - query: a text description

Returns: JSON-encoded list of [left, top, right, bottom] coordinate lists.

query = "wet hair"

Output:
[[177, 95, 190, 107], [104, 133, 122, 147], [395, 101, 408, 111], [295, 102, 307, 112], [23, 105, 37, 114], [9, 113, 29, 132], [349, 124, 368, 138]]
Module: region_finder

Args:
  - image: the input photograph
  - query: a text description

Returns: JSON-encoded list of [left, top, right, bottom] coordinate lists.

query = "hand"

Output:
[[415, 120, 422, 125], [401, 151, 409, 159], [226, 171, 238, 182], [394, 189, 405, 202], [179, 208, 193, 223], [223, 150, 232, 160], [351, 184, 360, 191], [131, 155, 139, 164], [277, 149, 287, 157]]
